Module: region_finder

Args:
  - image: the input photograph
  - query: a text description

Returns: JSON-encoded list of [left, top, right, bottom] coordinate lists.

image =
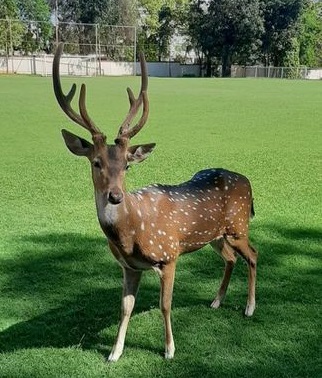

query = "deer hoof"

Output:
[[108, 350, 122, 363], [165, 351, 175, 359], [245, 303, 255, 317], [165, 343, 175, 359], [210, 299, 221, 309]]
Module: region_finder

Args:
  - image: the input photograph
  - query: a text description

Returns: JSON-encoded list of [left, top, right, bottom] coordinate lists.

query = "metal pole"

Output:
[[133, 26, 137, 76], [95, 23, 100, 76], [8, 18, 14, 73], [5, 18, 9, 73], [97, 23, 102, 76], [55, 0, 59, 45], [95, 23, 97, 76]]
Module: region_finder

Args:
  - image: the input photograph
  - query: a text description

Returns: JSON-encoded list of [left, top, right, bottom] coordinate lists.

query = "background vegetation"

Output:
[[0, 75, 321, 377], [1, 0, 322, 75]]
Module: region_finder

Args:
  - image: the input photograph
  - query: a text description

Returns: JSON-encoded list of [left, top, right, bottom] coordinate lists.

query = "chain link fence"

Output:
[[0, 18, 136, 76], [232, 65, 322, 80]]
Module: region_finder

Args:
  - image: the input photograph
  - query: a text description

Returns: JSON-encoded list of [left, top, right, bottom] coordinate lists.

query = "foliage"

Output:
[[0, 0, 18, 18], [260, 0, 304, 66], [187, 1, 218, 76], [98, 0, 137, 60], [188, 0, 264, 76], [138, 0, 189, 61], [14, 0, 52, 53], [0, 0, 25, 53], [54, 0, 136, 25], [298, 1, 322, 66], [1, 0, 322, 68], [54, 0, 136, 58], [186, 0, 322, 75]]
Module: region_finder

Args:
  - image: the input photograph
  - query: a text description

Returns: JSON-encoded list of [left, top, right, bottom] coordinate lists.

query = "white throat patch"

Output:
[[95, 191, 120, 226]]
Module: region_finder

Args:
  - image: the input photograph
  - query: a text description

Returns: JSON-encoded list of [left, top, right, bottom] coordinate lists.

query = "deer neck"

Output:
[[94, 190, 139, 242]]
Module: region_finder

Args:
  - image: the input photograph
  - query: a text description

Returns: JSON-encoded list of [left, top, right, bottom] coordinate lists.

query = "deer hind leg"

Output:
[[210, 238, 237, 309], [108, 267, 142, 362], [158, 262, 176, 359], [226, 236, 258, 317]]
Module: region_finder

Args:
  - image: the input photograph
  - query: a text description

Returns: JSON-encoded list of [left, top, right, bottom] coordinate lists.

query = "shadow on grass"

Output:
[[181, 223, 322, 307], [0, 232, 202, 357], [0, 224, 321, 360]]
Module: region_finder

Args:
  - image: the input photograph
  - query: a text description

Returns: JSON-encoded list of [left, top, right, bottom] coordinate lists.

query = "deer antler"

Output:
[[117, 52, 149, 140], [52, 42, 102, 137]]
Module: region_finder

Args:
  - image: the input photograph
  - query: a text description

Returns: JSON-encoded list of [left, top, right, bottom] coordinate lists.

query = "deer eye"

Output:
[[92, 159, 101, 169], [125, 164, 130, 171]]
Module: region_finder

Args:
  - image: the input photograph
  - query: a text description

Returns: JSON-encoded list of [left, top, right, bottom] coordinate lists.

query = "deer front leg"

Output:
[[159, 262, 176, 359], [108, 267, 142, 362]]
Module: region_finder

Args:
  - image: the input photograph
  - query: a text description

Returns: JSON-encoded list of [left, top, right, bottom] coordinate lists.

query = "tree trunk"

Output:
[[205, 54, 212, 77], [222, 45, 232, 77]]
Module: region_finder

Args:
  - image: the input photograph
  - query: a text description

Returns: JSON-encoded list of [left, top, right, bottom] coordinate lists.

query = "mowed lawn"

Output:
[[0, 74, 321, 378]]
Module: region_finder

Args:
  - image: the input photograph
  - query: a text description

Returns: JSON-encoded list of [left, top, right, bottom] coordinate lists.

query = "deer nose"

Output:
[[108, 190, 124, 205]]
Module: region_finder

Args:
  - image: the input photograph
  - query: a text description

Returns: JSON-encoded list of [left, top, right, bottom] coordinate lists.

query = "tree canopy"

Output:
[[1, 0, 322, 74], [138, 0, 189, 61], [187, 0, 322, 75], [189, 0, 264, 76], [298, 0, 322, 66], [0, 0, 51, 53]]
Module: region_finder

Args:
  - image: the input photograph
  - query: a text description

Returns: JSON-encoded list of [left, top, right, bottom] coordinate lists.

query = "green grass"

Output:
[[0, 74, 321, 378]]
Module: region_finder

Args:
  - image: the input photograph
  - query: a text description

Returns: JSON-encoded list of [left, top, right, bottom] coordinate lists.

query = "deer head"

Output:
[[53, 43, 155, 204]]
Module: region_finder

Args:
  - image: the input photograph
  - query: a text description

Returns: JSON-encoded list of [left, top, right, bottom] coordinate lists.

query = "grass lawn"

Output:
[[0, 74, 321, 378]]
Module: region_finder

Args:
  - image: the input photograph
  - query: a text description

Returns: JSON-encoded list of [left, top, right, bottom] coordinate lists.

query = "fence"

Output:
[[0, 54, 200, 77], [0, 18, 136, 75], [232, 65, 322, 80], [2, 54, 322, 78], [0, 18, 200, 77]]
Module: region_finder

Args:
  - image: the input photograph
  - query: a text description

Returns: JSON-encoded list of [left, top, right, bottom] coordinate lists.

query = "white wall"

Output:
[[0, 55, 201, 78], [2, 56, 321, 79], [306, 69, 322, 80]]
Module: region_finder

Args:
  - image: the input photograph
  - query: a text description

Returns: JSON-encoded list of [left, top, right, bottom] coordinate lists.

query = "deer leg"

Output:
[[210, 238, 237, 309], [108, 267, 142, 362], [226, 236, 258, 317], [158, 262, 176, 359]]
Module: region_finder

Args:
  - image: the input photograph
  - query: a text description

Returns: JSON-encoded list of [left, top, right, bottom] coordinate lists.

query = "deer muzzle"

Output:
[[108, 189, 124, 205]]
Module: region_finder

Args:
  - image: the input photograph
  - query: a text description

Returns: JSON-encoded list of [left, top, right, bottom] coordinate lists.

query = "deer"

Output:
[[52, 43, 258, 362]]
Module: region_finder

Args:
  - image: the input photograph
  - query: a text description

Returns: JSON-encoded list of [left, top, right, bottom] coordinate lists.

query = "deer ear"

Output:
[[127, 143, 156, 164], [61, 129, 93, 157]]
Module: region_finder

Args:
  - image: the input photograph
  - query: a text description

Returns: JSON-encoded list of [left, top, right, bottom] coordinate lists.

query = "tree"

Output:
[[138, 0, 189, 61], [98, 0, 137, 60], [0, 0, 25, 54], [53, 0, 136, 57], [15, 0, 52, 53], [188, 0, 264, 77], [0, 0, 19, 18], [260, 0, 304, 66], [298, 0, 322, 66], [188, 1, 219, 76]]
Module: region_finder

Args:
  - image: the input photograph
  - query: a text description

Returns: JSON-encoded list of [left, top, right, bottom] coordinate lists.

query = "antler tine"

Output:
[[117, 52, 149, 139], [79, 84, 100, 133], [53, 42, 101, 136], [125, 91, 149, 139]]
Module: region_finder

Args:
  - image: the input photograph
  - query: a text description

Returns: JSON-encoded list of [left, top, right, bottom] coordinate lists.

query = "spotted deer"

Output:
[[53, 43, 258, 361]]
